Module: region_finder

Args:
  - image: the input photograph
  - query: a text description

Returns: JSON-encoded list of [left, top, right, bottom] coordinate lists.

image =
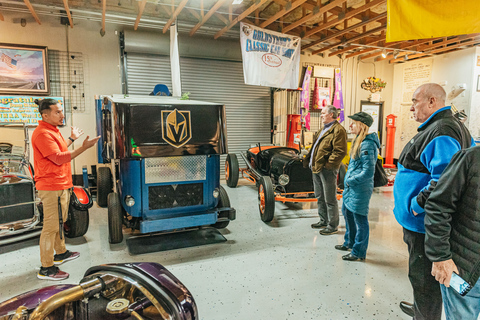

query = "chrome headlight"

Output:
[[278, 174, 290, 186], [125, 195, 135, 207], [213, 188, 220, 198]]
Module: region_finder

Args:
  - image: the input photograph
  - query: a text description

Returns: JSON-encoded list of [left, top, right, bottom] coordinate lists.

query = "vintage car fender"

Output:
[[71, 186, 93, 210]]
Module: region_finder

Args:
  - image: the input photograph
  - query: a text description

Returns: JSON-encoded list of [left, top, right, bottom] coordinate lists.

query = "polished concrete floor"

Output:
[[1, 180, 425, 319]]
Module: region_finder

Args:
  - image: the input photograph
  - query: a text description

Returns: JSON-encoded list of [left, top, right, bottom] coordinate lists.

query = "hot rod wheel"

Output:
[[225, 153, 239, 188], [258, 176, 275, 222], [64, 207, 89, 238], [107, 192, 124, 244], [212, 186, 231, 229], [96, 167, 112, 207]]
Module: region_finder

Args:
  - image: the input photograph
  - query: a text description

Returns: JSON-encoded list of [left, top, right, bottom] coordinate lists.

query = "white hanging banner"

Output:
[[240, 22, 301, 89], [170, 22, 182, 97]]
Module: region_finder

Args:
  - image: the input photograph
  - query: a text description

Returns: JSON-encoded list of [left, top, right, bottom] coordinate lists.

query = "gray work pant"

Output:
[[312, 168, 339, 229]]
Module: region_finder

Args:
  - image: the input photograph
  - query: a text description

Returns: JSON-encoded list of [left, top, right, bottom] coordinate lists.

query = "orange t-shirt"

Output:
[[32, 121, 73, 191]]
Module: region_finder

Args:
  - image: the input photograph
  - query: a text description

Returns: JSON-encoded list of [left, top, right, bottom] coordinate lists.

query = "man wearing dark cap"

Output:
[[304, 105, 347, 235], [393, 83, 474, 319]]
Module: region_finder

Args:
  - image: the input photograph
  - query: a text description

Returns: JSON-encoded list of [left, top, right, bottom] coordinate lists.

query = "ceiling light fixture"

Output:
[[381, 49, 387, 58], [404, 54, 409, 61], [393, 50, 399, 59]]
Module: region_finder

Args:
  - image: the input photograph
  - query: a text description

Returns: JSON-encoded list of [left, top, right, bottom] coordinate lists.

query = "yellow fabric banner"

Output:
[[386, 0, 480, 42]]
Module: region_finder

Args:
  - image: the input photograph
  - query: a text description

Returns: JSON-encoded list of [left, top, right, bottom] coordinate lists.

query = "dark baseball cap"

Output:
[[348, 111, 374, 127]]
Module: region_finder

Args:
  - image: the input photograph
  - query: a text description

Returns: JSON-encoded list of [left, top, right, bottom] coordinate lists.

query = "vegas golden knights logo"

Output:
[[161, 109, 192, 148]]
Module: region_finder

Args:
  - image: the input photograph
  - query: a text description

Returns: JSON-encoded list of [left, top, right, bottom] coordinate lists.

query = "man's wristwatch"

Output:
[[68, 137, 75, 142]]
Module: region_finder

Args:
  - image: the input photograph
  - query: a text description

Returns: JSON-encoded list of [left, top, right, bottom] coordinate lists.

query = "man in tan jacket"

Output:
[[304, 105, 347, 235]]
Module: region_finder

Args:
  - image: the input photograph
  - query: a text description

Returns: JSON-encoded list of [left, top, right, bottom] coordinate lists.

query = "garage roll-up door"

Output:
[[125, 53, 272, 176]]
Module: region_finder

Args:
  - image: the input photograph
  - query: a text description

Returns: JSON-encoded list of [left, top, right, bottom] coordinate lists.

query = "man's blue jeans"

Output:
[[441, 276, 480, 320], [342, 205, 369, 258]]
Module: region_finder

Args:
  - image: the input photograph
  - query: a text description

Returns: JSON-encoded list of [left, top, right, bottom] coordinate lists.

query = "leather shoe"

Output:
[[320, 226, 338, 235], [311, 221, 327, 229], [399, 301, 414, 317], [335, 245, 350, 251], [342, 253, 365, 261]]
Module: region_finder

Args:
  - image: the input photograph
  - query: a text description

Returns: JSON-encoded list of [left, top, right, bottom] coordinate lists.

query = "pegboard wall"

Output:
[[48, 50, 85, 113]]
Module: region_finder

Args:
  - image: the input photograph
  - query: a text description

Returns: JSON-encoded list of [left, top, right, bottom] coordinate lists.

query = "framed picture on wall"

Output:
[[0, 43, 49, 95], [360, 100, 384, 142]]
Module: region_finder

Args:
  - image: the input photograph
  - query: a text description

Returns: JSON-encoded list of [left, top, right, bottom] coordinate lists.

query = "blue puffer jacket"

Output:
[[342, 132, 380, 216]]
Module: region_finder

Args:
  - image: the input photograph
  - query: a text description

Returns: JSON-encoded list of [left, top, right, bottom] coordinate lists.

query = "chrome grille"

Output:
[[145, 156, 207, 184]]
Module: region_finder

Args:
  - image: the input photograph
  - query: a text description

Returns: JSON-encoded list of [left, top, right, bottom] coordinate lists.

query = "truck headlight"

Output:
[[278, 174, 290, 186], [125, 195, 135, 207], [213, 188, 220, 198]]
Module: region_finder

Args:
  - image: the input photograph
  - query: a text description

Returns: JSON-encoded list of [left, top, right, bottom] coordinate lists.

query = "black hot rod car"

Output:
[[225, 144, 344, 223]]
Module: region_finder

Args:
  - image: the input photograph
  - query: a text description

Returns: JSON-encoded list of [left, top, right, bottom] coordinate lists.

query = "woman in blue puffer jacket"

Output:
[[335, 111, 380, 261]]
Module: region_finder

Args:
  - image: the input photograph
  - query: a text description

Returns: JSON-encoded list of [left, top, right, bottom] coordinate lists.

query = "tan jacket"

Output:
[[304, 121, 347, 173]]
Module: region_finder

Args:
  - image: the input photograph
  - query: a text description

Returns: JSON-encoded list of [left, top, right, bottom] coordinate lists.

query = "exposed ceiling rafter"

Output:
[[303, 11, 386, 51], [23, 0, 41, 25], [190, 0, 229, 36], [62, 0, 73, 28], [305, 0, 385, 38], [214, 0, 269, 39], [282, 0, 346, 33], [134, 0, 147, 31], [163, 0, 190, 33]]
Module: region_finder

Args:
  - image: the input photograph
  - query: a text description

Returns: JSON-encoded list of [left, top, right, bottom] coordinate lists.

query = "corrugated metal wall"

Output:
[[125, 53, 272, 174]]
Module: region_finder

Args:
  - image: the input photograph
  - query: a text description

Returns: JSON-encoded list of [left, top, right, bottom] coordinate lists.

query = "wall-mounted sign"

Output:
[[0, 96, 64, 126]]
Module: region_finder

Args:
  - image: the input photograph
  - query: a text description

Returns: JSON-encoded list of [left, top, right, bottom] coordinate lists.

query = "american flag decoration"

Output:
[[0, 53, 18, 70]]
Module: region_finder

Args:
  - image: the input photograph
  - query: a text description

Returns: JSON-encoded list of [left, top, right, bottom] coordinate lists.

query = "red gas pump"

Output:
[[286, 114, 301, 149], [384, 114, 397, 168]]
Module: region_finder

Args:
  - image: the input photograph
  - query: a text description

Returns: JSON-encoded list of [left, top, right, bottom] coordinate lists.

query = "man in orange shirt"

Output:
[[32, 98, 100, 280]]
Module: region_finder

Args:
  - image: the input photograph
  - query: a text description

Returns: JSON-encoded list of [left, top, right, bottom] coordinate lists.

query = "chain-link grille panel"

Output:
[[145, 156, 207, 184]]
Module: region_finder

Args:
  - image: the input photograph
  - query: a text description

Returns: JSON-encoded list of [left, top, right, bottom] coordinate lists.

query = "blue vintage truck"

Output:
[[95, 95, 235, 243]]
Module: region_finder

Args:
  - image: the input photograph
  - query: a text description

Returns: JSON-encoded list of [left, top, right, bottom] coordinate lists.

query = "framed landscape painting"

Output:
[[0, 43, 49, 95]]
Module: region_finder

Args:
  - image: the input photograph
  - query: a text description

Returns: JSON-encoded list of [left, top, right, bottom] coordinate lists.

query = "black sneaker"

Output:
[[54, 250, 80, 265], [335, 245, 350, 251], [319, 226, 338, 235], [37, 265, 69, 280]]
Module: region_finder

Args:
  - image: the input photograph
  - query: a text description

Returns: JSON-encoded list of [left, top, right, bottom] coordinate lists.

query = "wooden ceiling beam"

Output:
[[305, 0, 385, 38], [336, 35, 391, 58], [303, 12, 386, 50], [261, 0, 308, 28], [389, 37, 480, 63], [214, 0, 269, 39], [134, 0, 147, 30], [380, 35, 477, 62], [163, 0, 190, 33], [62, 0, 73, 28], [23, 0, 41, 25], [190, 0, 228, 36], [283, 0, 346, 33], [311, 24, 385, 54], [271, 0, 316, 13], [329, 36, 391, 57]]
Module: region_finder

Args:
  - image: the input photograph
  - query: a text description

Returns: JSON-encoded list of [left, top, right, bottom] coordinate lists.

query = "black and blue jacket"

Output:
[[393, 107, 474, 233]]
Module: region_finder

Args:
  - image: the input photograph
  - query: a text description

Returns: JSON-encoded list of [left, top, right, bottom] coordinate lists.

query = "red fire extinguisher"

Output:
[[384, 114, 397, 169]]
